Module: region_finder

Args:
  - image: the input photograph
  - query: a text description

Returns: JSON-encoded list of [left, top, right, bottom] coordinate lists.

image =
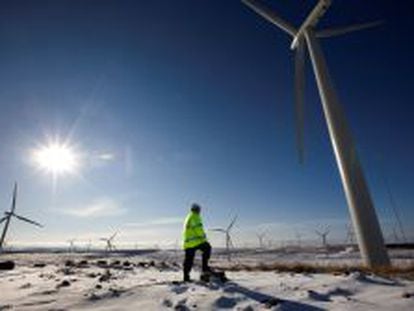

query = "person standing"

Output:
[[182, 203, 211, 282]]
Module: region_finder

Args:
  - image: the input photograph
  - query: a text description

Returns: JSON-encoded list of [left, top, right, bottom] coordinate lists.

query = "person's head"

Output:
[[191, 203, 201, 214]]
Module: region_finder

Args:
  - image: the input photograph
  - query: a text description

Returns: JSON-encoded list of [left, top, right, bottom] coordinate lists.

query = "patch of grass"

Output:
[[215, 262, 414, 280]]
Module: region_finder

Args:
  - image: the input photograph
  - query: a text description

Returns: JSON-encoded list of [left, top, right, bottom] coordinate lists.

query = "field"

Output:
[[1, 247, 414, 310]]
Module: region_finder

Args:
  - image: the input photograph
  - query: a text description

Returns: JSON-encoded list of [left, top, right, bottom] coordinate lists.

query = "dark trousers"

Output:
[[183, 242, 211, 279]]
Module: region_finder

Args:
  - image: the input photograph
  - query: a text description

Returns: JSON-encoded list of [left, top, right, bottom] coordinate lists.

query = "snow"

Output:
[[1, 250, 414, 310]]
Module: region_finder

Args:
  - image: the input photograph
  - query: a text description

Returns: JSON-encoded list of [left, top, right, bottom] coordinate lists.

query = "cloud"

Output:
[[97, 153, 115, 160], [124, 217, 183, 228], [61, 198, 126, 218]]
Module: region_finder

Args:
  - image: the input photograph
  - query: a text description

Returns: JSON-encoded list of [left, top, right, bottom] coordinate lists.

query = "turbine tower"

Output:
[[242, 0, 390, 267], [211, 216, 237, 261], [0, 182, 43, 251]]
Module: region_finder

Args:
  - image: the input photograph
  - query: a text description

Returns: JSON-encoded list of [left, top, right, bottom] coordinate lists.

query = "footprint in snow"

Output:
[[162, 298, 173, 307], [307, 287, 353, 302], [170, 284, 189, 294], [174, 298, 190, 311], [214, 296, 239, 309]]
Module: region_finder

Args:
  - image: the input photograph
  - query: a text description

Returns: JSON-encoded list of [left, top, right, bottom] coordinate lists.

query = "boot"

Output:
[[183, 273, 191, 282]]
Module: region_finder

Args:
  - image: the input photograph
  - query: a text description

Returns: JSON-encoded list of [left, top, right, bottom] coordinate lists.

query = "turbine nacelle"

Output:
[[290, 0, 331, 50], [242, 0, 382, 164]]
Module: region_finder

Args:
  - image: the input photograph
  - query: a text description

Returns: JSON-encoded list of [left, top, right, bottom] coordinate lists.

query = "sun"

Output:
[[32, 143, 79, 175]]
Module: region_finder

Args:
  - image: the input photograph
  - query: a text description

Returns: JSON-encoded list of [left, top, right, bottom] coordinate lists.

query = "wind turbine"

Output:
[[211, 216, 237, 261], [344, 223, 355, 246], [86, 239, 93, 253], [315, 226, 330, 248], [100, 231, 118, 252], [256, 232, 266, 249], [0, 183, 43, 251], [241, 0, 390, 267], [390, 225, 401, 244], [295, 230, 303, 248], [67, 239, 76, 252]]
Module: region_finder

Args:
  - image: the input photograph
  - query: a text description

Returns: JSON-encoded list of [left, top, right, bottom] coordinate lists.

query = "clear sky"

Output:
[[0, 0, 413, 249]]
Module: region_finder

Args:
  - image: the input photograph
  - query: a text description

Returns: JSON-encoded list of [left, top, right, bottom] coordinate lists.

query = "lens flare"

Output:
[[32, 143, 79, 175]]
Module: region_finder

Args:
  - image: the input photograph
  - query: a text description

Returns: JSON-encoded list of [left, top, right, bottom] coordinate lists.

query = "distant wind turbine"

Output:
[[100, 232, 118, 252], [256, 232, 266, 249], [67, 239, 76, 252], [345, 223, 355, 246], [241, 0, 389, 267], [315, 226, 330, 248], [0, 183, 43, 251], [295, 230, 303, 248], [211, 216, 237, 261], [86, 239, 93, 253], [390, 225, 401, 244]]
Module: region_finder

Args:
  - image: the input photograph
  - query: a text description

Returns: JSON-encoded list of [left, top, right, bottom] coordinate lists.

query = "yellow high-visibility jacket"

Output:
[[183, 212, 207, 249]]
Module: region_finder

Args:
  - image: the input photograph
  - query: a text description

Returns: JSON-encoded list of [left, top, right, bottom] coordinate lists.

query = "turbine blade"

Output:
[[12, 213, 43, 227], [110, 231, 118, 241], [294, 38, 306, 164], [316, 21, 383, 38], [241, 0, 296, 37], [0, 216, 7, 224], [210, 228, 226, 233], [227, 216, 238, 231], [11, 182, 18, 214]]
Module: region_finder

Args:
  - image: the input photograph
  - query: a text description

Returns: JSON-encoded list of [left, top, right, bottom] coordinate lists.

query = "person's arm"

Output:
[[185, 214, 194, 229]]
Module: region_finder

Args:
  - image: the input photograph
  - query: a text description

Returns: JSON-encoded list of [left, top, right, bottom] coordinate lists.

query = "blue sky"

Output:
[[0, 0, 413, 248]]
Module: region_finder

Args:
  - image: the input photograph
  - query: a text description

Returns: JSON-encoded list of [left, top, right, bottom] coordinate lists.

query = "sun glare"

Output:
[[33, 143, 79, 175]]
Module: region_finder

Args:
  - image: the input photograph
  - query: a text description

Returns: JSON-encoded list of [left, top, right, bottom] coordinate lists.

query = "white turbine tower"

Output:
[[241, 0, 390, 267], [211, 216, 237, 261], [0, 183, 43, 251]]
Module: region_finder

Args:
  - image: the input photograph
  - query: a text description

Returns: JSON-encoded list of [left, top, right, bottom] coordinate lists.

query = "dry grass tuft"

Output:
[[214, 262, 414, 280]]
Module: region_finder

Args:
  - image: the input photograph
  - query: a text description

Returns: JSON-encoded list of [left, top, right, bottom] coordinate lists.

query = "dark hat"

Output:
[[191, 203, 201, 212]]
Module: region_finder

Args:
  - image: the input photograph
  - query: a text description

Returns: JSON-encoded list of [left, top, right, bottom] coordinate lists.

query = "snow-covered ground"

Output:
[[1, 249, 414, 310]]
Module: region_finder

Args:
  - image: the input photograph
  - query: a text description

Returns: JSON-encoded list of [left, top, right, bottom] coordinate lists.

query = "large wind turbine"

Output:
[[242, 0, 390, 267], [211, 216, 237, 261], [100, 231, 118, 252], [0, 183, 43, 251]]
